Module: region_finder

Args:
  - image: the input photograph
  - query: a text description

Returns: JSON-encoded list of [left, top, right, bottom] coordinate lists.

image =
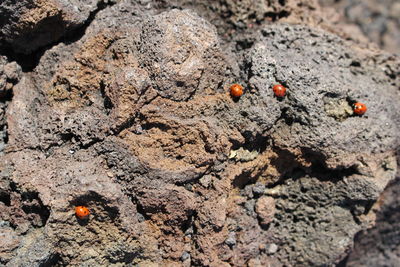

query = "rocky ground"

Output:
[[319, 0, 400, 54], [0, 0, 399, 266]]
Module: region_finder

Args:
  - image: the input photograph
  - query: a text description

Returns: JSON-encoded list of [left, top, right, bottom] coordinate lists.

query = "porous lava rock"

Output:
[[0, 0, 399, 266], [0, 0, 105, 54]]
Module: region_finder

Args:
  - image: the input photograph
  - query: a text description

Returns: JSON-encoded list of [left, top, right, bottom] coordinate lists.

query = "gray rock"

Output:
[[250, 24, 400, 168], [0, 1, 399, 267], [199, 175, 212, 188], [136, 9, 228, 101], [180, 251, 190, 261], [6, 229, 56, 267], [266, 243, 278, 254], [0, 56, 21, 95], [225, 232, 237, 247], [252, 183, 266, 196], [0, 0, 100, 54], [0, 226, 20, 264]]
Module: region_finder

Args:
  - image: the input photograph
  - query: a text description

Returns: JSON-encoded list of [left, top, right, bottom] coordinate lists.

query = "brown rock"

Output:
[[0, 227, 20, 263], [1, 1, 400, 266], [0, 0, 102, 53], [255, 196, 275, 227]]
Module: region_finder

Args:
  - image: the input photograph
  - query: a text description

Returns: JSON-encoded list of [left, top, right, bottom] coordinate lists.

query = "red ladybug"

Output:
[[273, 84, 286, 98], [353, 102, 367, 115], [230, 84, 244, 98], [75, 206, 90, 219]]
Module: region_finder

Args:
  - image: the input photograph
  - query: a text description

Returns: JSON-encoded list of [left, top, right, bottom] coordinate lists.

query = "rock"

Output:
[[136, 9, 228, 101], [229, 147, 259, 162], [0, 0, 103, 54], [320, 0, 400, 54], [5, 229, 57, 267], [199, 175, 212, 188], [247, 257, 262, 267], [0, 56, 21, 97], [345, 177, 400, 266], [180, 251, 190, 261], [0, 0, 399, 266], [255, 196, 275, 227], [0, 226, 20, 264], [252, 183, 266, 196], [266, 243, 278, 254], [225, 232, 237, 247], [251, 24, 400, 169], [136, 184, 197, 232]]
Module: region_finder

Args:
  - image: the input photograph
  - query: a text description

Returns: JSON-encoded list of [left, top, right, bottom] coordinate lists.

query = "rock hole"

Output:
[[264, 11, 290, 22], [176, 81, 185, 87], [100, 80, 114, 112], [350, 61, 361, 67], [336, 255, 349, 267], [236, 39, 255, 50], [0, 191, 11, 206], [38, 253, 62, 267]]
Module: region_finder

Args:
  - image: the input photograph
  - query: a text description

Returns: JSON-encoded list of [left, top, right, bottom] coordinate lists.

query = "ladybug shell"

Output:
[[75, 206, 90, 219]]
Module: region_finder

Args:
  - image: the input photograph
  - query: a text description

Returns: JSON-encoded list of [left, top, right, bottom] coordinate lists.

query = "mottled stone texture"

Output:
[[319, 0, 400, 54], [0, 0, 399, 266], [0, 0, 101, 54], [346, 176, 400, 266]]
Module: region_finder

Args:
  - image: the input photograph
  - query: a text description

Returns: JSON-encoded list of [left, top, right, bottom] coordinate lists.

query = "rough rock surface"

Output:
[[345, 176, 400, 266], [0, 0, 399, 266], [0, 0, 105, 54], [319, 0, 400, 54]]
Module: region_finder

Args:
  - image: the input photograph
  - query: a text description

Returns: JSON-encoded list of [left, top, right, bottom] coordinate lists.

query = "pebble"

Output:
[[199, 175, 212, 188], [136, 212, 146, 222], [266, 243, 278, 254], [252, 183, 266, 196], [185, 226, 194, 236], [180, 251, 190, 261], [225, 232, 236, 247], [255, 196, 276, 226]]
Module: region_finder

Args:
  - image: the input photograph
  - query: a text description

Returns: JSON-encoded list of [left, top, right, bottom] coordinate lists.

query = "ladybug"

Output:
[[273, 84, 286, 98], [353, 102, 367, 115], [75, 206, 90, 219], [230, 84, 244, 98]]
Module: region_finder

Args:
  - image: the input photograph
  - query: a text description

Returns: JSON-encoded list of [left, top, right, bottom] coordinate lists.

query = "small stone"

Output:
[[4, 62, 21, 81], [133, 124, 143, 134], [184, 184, 193, 192], [252, 183, 266, 196], [185, 226, 194, 236], [136, 212, 146, 222], [0, 221, 11, 227], [266, 243, 278, 254], [324, 98, 353, 121], [265, 186, 281, 196], [244, 200, 256, 215], [243, 185, 254, 198], [228, 150, 237, 159], [255, 196, 275, 227], [199, 175, 212, 188], [231, 147, 259, 162], [180, 251, 190, 261], [225, 232, 236, 247]]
